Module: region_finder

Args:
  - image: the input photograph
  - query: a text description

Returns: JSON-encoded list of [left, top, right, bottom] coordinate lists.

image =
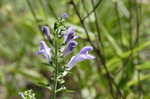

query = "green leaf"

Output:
[[15, 68, 48, 86], [102, 41, 150, 74], [136, 62, 150, 70], [127, 74, 150, 87]]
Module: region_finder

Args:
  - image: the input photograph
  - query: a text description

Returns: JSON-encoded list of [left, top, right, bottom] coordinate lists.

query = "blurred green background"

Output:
[[0, 0, 150, 99]]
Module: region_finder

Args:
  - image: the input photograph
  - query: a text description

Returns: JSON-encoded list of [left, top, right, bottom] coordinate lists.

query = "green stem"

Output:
[[53, 28, 59, 99]]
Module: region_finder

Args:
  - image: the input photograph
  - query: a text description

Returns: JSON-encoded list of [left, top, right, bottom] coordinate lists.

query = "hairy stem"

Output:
[[53, 28, 59, 99]]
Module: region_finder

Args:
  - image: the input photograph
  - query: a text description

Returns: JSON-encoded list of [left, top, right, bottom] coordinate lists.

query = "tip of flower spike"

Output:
[[61, 13, 69, 19]]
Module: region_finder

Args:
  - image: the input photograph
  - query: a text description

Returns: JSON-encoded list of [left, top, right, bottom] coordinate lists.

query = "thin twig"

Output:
[[69, 0, 95, 48], [80, 0, 96, 39], [81, 0, 89, 14], [114, 1, 123, 47], [82, 0, 103, 21], [90, 1, 114, 97], [26, 0, 38, 23], [91, 0, 104, 50], [46, 0, 57, 19], [70, 0, 123, 99], [91, 0, 124, 98], [135, 0, 144, 97], [26, 0, 48, 41], [135, 0, 140, 44], [38, 0, 47, 18], [128, 0, 133, 48]]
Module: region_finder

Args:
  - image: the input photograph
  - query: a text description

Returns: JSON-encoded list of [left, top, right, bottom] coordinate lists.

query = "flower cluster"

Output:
[[37, 26, 95, 71], [36, 15, 95, 95]]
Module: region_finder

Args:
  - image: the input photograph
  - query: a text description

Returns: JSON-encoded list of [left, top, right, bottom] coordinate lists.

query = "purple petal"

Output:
[[64, 27, 76, 43], [67, 54, 95, 70], [67, 56, 77, 70], [73, 36, 80, 39], [41, 26, 51, 40], [37, 40, 51, 62], [75, 54, 95, 62], [63, 40, 78, 56], [67, 27, 76, 34], [80, 46, 93, 54], [83, 54, 95, 60], [36, 50, 44, 55], [67, 46, 95, 70], [40, 41, 45, 49], [40, 41, 49, 50]]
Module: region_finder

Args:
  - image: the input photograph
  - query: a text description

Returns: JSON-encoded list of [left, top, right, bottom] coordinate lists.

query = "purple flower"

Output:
[[63, 40, 78, 56], [61, 13, 69, 19], [36, 40, 51, 62], [41, 26, 51, 40], [66, 46, 95, 70], [64, 27, 79, 43]]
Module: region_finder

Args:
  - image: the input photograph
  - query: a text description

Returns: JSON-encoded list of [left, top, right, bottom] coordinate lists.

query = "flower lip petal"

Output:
[[36, 50, 44, 55], [40, 40, 48, 49], [73, 36, 80, 39], [80, 46, 93, 54], [37, 40, 51, 62], [67, 46, 95, 70], [84, 54, 95, 60]]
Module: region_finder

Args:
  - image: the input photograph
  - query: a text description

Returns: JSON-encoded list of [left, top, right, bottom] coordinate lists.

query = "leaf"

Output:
[[102, 41, 150, 74], [15, 68, 48, 86], [136, 62, 150, 70], [127, 74, 150, 87], [100, 23, 123, 55]]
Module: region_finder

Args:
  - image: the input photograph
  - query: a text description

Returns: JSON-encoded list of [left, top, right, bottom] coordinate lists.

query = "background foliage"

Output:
[[0, 0, 150, 99]]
